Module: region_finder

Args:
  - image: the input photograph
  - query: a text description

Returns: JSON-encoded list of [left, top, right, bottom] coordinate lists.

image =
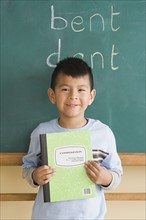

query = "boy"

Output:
[[22, 57, 122, 220]]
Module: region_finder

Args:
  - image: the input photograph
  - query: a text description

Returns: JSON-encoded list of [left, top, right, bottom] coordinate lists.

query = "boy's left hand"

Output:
[[84, 160, 112, 187]]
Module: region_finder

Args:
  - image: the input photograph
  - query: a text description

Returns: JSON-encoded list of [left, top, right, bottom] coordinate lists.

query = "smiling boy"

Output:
[[22, 57, 122, 220], [48, 73, 96, 128]]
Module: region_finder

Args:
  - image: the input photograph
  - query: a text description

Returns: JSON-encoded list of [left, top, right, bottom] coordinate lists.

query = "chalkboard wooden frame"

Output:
[[1, 193, 145, 201], [0, 153, 145, 166]]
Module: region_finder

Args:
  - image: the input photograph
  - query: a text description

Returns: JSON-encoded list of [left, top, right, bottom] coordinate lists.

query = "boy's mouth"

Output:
[[66, 103, 79, 107]]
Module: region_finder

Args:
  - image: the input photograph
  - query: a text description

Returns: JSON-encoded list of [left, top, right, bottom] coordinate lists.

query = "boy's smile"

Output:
[[48, 74, 96, 127]]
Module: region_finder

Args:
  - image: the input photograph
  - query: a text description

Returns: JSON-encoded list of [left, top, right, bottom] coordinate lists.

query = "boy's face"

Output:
[[48, 73, 96, 120]]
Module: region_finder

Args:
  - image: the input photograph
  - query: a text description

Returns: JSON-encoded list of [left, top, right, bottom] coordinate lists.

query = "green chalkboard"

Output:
[[1, 0, 145, 152]]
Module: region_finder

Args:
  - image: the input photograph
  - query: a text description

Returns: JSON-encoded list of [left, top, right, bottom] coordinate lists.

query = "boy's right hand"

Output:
[[32, 165, 56, 186]]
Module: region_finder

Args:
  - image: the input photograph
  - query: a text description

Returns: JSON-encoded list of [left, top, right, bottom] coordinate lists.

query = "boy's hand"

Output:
[[84, 161, 112, 187], [32, 165, 56, 186]]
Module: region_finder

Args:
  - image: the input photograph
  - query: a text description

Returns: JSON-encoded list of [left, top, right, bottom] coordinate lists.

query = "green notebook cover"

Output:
[[40, 130, 96, 203]]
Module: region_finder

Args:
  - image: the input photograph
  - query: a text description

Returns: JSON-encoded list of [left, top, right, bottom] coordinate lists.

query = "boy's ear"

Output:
[[88, 89, 96, 105], [48, 88, 56, 104]]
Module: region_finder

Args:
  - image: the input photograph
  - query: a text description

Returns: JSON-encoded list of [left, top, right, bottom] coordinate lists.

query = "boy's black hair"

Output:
[[50, 57, 94, 90]]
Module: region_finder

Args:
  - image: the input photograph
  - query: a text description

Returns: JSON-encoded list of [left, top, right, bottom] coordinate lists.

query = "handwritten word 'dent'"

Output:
[[46, 5, 120, 71]]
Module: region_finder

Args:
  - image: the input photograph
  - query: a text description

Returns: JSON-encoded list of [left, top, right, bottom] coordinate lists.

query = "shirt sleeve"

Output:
[[22, 127, 41, 187], [101, 169, 122, 191], [100, 126, 123, 190], [22, 167, 39, 188]]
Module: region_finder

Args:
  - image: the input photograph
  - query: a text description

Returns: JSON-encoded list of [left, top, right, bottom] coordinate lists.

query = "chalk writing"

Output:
[[47, 5, 120, 70]]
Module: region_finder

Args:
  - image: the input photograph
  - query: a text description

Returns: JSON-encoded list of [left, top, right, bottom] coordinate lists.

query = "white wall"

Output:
[[1, 166, 145, 220]]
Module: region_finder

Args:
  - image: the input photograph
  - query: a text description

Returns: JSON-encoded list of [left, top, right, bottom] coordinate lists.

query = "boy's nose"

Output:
[[68, 91, 78, 100], [69, 96, 78, 100]]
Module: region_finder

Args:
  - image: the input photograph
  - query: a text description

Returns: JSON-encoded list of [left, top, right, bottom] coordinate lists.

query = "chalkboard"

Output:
[[1, 0, 145, 153]]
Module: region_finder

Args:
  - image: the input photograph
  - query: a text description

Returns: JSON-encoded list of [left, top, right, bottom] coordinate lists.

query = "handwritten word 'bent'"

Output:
[[51, 5, 120, 32]]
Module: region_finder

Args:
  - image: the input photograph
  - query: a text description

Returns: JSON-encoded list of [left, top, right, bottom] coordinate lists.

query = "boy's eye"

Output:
[[79, 89, 86, 92], [62, 88, 69, 91]]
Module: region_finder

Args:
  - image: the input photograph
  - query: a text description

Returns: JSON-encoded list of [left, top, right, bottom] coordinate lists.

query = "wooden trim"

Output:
[[105, 193, 146, 201], [0, 193, 145, 201], [0, 153, 146, 166], [119, 153, 146, 166], [0, 193, 36, 201], [0, 153, 25, 166]]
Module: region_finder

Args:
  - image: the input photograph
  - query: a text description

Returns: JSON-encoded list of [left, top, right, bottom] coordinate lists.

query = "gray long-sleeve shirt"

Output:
[[22, 118, 123, 220]]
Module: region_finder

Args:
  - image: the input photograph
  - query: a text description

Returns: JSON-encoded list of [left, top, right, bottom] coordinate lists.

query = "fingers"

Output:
[[40, 166, 56, 184], [84, 161, 100, 183], [32, 165, 56, 186], [84, 160, 112, 186], [85, 160, 101, 175]]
